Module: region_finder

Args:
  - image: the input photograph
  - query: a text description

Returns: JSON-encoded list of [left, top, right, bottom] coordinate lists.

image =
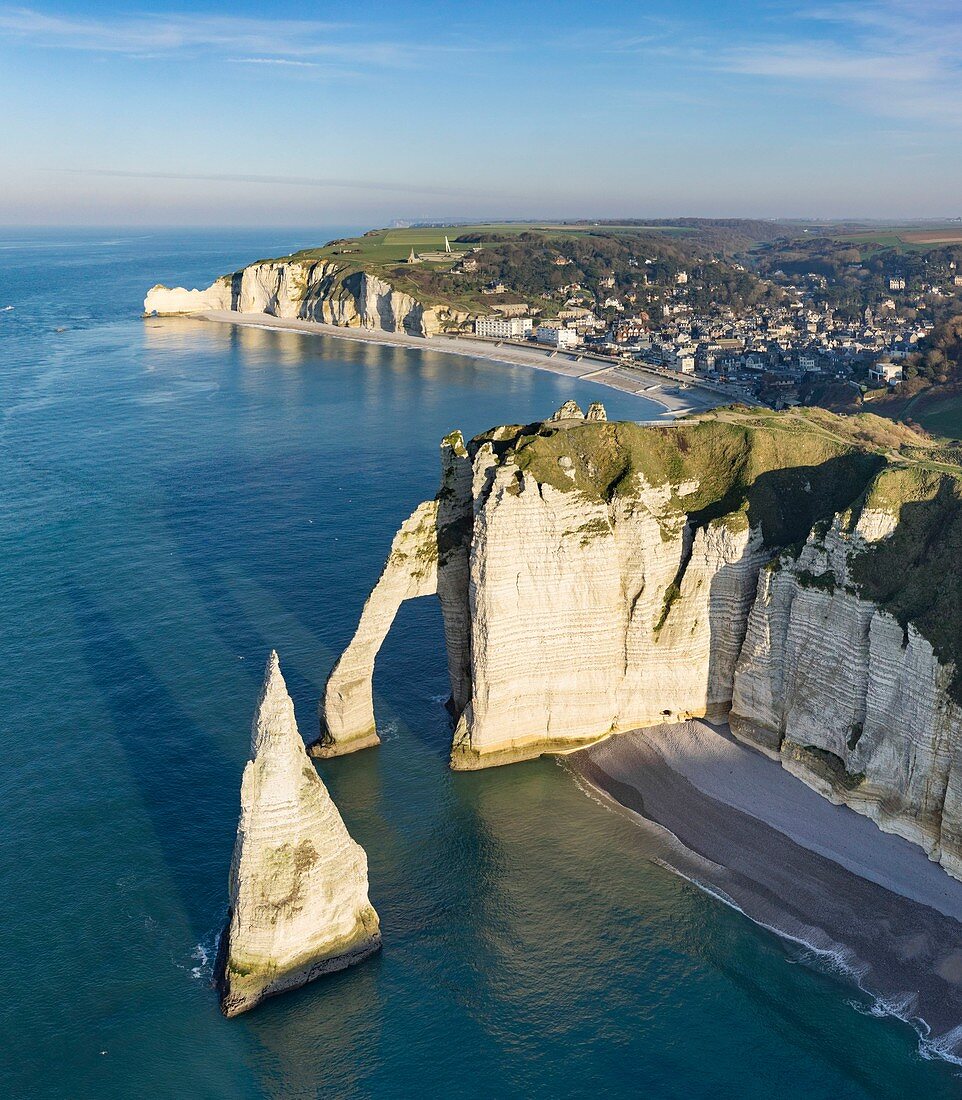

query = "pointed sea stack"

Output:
[[216, 651, 381, 1017]]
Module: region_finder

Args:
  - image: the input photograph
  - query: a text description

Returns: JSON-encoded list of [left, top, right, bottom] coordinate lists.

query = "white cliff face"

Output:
[[456, 462, 629, 765], [451, 463, 769, 768], [143, 279, 233, 314], [731, 516, 962, 879], [218, 652, 380, 1017], [145, 259, 468, 336], [321, 406, 962, 880]]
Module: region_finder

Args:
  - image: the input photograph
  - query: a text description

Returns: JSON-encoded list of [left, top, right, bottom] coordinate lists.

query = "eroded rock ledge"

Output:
[[217, 652, 380, 1017], [320, 403, 962, 880]]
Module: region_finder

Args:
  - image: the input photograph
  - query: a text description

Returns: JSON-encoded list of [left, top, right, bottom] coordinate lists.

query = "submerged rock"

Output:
[[217, 652, 380, 1017]]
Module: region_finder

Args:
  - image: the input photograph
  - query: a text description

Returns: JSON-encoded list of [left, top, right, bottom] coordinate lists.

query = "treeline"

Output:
[[899, 315, 962, 391]]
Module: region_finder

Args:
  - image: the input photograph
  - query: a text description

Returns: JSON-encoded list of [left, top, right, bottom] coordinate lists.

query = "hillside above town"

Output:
[[261, 220, 789, 321]]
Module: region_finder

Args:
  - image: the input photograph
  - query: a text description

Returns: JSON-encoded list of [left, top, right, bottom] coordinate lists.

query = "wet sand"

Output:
[[190, 310, 724, 417], [568, 721, 962, 1059]]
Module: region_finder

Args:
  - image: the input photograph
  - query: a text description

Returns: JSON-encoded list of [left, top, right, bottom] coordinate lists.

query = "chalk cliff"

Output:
[[145, 257, 468, 336], [217, 652, 380, 1017], [320, 404, 962, 878]]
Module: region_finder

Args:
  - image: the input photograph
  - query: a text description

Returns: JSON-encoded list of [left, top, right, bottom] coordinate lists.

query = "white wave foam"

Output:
[[378, 719, 400, 742], [188, 930, 220, 982]]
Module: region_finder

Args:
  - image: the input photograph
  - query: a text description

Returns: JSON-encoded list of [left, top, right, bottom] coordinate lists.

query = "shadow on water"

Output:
[[63, 573, 234, 940]]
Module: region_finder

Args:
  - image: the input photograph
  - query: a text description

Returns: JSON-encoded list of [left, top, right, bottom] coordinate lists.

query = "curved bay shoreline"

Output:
[[177, 309, 724, 418], [568, 722, 962, 1065]]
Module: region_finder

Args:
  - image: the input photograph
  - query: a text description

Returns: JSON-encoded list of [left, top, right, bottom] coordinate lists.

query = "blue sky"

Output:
[[1, 0, 960, 225]]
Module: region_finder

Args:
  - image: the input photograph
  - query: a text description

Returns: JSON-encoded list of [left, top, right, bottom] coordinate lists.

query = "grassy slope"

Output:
[[895, 389, 962, 440], [275, 223, 693, 267]]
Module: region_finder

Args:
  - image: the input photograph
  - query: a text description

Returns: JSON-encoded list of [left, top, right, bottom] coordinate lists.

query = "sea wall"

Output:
[[145, 258, 468, 336]]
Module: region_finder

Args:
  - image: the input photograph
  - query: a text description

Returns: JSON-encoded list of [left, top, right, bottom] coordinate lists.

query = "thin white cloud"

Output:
[[0, 7, 411, 66], [721, 43, 933, 83], [712, 1, 962, 127], [227, 57, 318, 68], [51, 167, 465, 197]]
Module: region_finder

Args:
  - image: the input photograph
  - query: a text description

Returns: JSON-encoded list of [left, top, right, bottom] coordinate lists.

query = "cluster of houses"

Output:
[[469, 266, 942, 406]]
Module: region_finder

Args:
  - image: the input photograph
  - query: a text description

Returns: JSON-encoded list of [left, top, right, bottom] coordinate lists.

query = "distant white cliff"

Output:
[[316, 403, 962, 881], [145, 257, 468, 336], [217, 651, 380, 1017]]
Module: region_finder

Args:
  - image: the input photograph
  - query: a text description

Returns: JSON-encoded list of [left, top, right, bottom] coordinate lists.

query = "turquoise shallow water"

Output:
[[1, 229, 961, 1099]]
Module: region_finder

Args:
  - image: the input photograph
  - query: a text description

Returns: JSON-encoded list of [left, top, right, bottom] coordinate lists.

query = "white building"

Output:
[[536, 324, 580, 349], [475, 316, 532, 339], [870, 362, 903, 384]]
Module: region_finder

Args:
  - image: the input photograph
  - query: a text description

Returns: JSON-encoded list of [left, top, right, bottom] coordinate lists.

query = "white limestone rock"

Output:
[[731, 518, 962, 879], [145, 258, 470, 336], [314, 500, 440, 756], [547, 400, 585, 422], [217, 652, 380, 1017], [143, 279, 232, 314], [321, 409, 962, 881]]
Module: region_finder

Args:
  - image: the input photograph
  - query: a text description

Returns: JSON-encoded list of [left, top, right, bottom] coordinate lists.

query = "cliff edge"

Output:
[[319, 403, 962, 881], [145, 257, 467, 336]]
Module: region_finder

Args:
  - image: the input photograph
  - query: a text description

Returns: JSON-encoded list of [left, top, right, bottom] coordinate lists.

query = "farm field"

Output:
[[829, 224, 962, 252]]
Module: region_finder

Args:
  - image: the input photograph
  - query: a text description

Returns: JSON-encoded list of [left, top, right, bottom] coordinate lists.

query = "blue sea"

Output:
[[1, 228, 960, 1099]]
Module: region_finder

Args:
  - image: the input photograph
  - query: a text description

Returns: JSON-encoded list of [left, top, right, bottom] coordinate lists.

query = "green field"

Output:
[[827, 225, 962, 253], [269, 222, 696, 268]]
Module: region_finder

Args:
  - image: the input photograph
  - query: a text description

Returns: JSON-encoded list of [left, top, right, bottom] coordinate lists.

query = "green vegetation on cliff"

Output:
[[475, 408, 887, 547]]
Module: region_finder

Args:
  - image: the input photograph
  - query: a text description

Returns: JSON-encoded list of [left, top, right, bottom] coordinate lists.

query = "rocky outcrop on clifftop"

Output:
[[217, 652, 380, 1017], [144, 258, 469, 336], [320, 404, 962, 880]]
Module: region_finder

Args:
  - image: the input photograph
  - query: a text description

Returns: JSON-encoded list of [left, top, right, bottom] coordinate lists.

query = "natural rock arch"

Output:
[[311, 433, 474, 759]]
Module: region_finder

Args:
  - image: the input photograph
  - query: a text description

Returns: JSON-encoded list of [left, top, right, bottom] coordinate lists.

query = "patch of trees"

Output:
[[901, 315, 962, 388]]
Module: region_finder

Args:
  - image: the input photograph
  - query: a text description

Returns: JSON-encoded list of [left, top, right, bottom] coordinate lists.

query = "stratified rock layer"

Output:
[[218, 652, 380, 1017], [323, 404, 962, 879]]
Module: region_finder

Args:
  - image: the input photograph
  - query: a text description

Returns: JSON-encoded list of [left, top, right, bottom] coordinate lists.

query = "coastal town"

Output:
[[431, 232, 962, 411]]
